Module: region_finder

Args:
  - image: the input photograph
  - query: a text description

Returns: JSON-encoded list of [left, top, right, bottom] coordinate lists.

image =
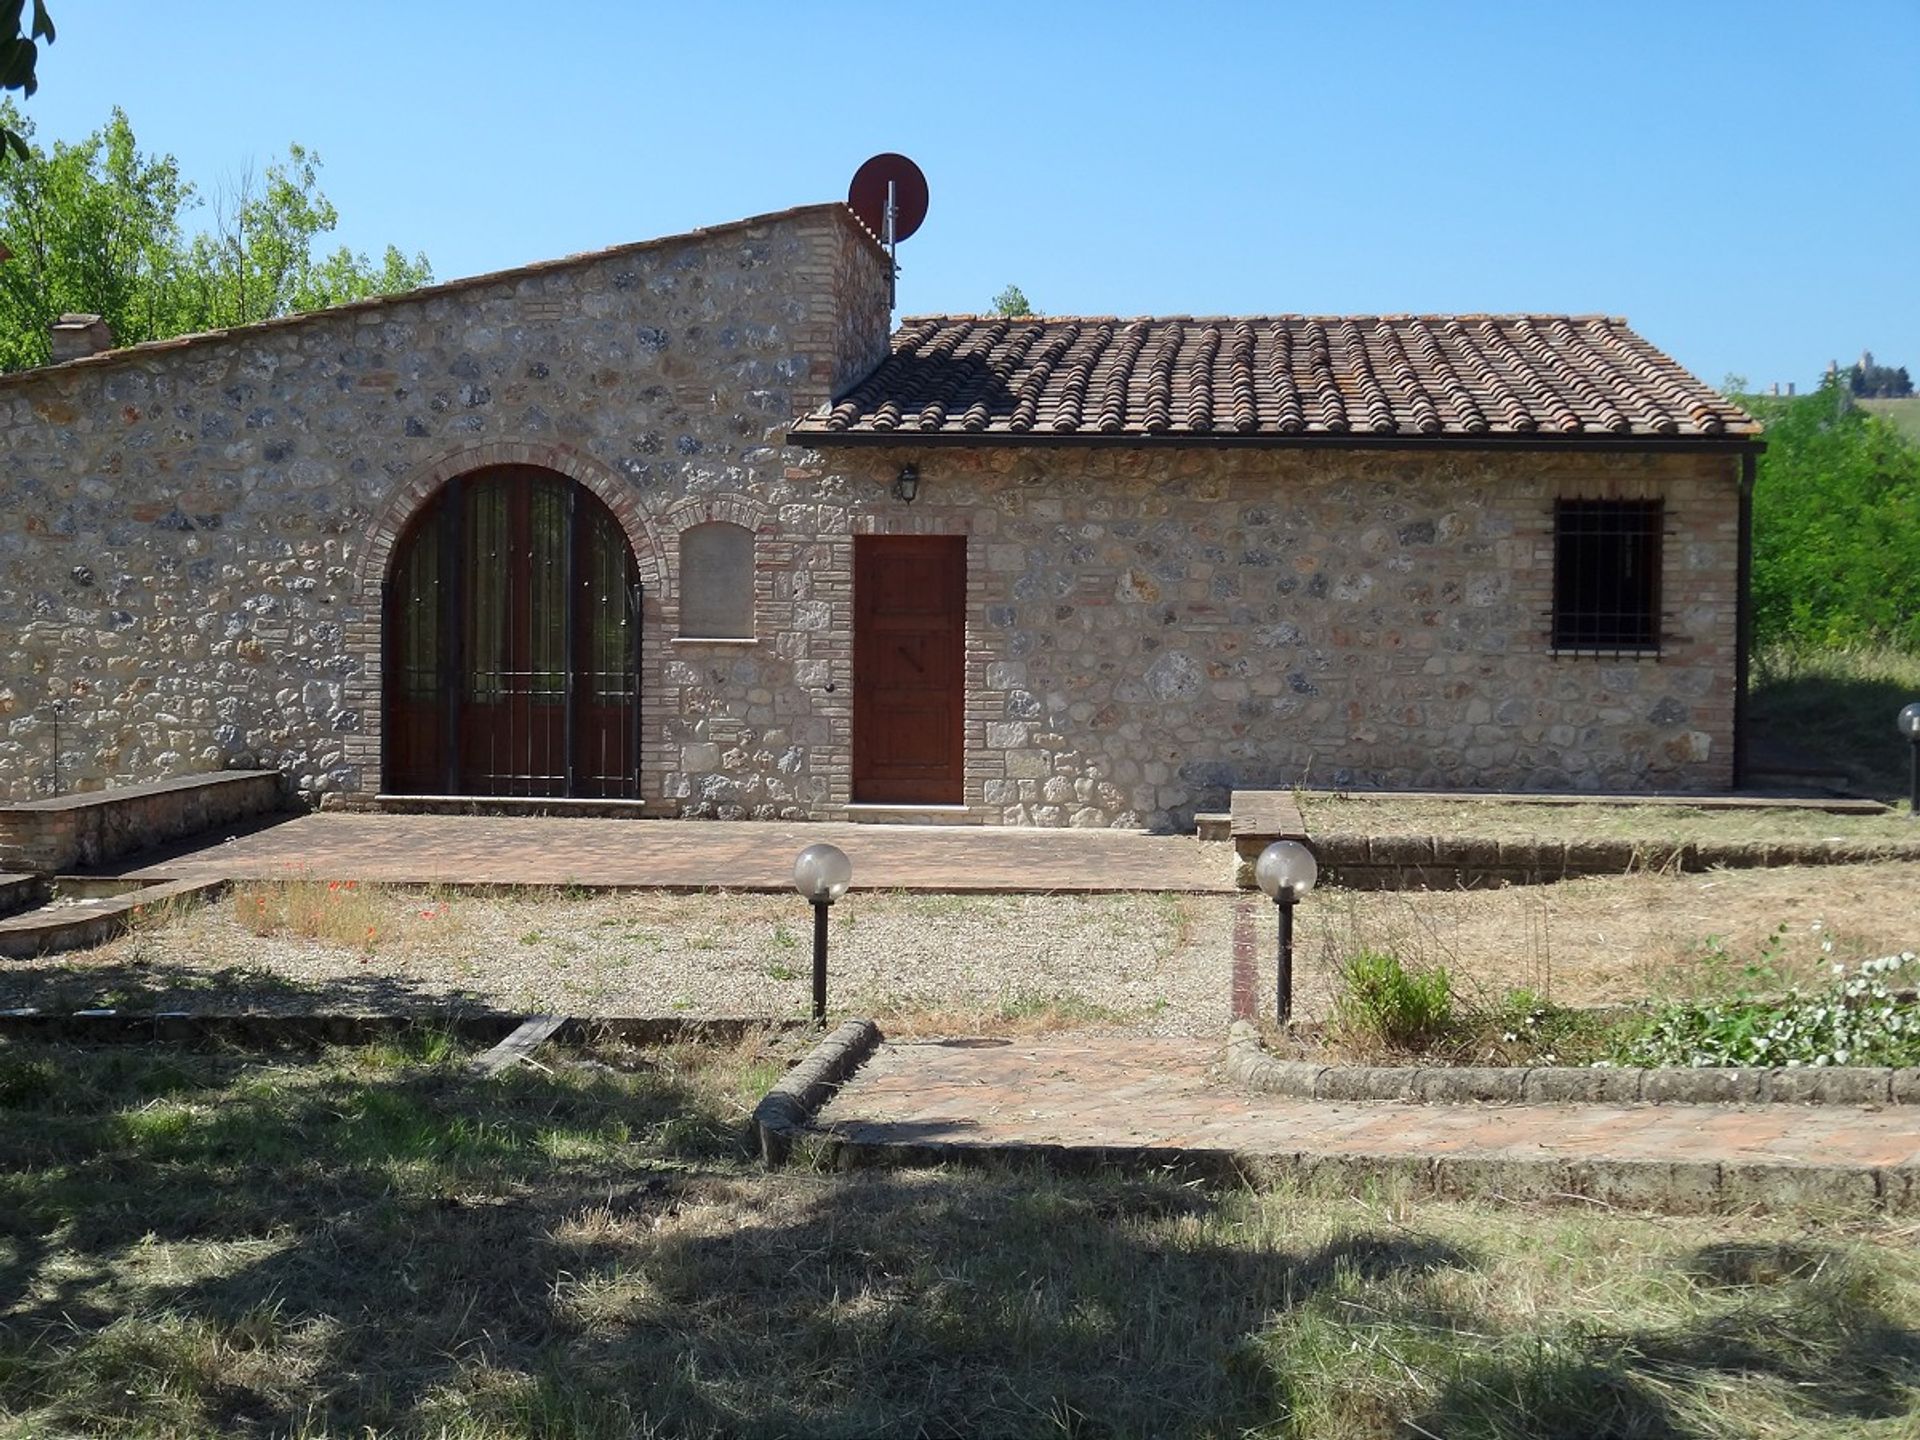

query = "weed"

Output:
[[232, 875, 384, 951], [764, 962, 797, 983], [1331, 949, 1455, 1051], [997, 989, 1126, 1026], [1614, 950, 1920, 1068], [0, 1054, 57, 1108]]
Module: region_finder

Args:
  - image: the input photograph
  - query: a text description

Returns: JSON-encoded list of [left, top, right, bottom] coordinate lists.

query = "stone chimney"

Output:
[[49, 313, 114, 363]]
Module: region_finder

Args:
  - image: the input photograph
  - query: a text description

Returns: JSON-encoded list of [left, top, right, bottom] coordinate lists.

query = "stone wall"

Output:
[[0, 769, 286, 873], [770, 444, 1742, 829], [0, 196, 1743, 829], [0, 204, 892, 804]]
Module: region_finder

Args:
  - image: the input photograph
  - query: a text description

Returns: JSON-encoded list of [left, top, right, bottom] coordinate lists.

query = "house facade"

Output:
[[0, 203, 1760, 830]]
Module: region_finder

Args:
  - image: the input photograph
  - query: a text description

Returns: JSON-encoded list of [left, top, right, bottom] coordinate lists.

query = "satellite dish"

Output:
[[848, 153, 929, 245]]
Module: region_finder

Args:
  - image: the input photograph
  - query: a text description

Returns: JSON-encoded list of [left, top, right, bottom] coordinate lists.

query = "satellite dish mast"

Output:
[[847, 153, 928, 310]]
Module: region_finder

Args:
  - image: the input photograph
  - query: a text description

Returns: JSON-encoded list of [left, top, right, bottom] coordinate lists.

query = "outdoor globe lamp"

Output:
[[1254, 840, 1319, 1024], [793, 843, 853, 1023], [1900, 702, 1920, 818]]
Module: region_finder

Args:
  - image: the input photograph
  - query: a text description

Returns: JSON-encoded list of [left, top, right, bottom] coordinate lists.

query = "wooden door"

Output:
[[853, 535, 967, 804], [384, 467, 640, 798]]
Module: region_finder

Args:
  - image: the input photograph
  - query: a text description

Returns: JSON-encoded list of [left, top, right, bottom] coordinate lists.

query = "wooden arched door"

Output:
[[383, 466, 641, 798]]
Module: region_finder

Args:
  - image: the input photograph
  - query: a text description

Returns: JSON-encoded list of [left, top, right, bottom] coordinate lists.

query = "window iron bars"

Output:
[[1551, 498, 1664, 655]]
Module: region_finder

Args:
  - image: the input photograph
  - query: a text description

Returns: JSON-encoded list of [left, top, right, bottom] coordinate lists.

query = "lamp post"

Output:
[[792, 842, 853, 1024], [1900, 703, 1920, 818], [1254, 840, 1319, 1024]]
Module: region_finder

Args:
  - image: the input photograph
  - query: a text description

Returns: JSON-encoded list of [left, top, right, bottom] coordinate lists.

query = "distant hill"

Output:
[[1858, 397, 1920, 444]]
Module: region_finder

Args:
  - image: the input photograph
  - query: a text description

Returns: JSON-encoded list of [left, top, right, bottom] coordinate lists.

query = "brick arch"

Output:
[[660, 492, 768, 537], [355, 442, 666, 596], [656, 492, 775, 639]]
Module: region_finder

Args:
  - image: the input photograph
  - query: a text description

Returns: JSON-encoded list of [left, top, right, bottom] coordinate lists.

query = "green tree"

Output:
[[177, 145, 431, 330], [0, 104, 430, 371], [1847, 353, 1913, 399], [992, 283, 1035, 317], [0, 0, 53, 161], [1748, 378, 1920, 651]]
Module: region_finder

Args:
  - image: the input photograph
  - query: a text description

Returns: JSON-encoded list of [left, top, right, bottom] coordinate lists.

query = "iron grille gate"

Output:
[[383, 467, 642, 798]]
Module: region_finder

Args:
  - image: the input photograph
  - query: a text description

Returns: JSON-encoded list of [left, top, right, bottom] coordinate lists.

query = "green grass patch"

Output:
[[0, 1041, 1915, 1436]]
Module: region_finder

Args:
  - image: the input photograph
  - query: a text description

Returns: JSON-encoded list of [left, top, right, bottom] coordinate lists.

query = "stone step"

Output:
[[0, 873, 49, 921], [0, 877, 225, 960], [337, 793, 657, 820], [840, 804, 984, 826]]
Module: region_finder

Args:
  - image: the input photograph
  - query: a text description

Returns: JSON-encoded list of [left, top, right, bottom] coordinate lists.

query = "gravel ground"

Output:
[[12, 862, 1914, 1034], [5, 886, 1240, 1037]]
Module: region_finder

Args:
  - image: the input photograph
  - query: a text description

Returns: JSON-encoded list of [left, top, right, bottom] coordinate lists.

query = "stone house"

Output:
[[0, 202, 1761, 830]]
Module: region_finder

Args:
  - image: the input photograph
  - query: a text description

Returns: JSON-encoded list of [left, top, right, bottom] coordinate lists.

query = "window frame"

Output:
[[1550, 497, 1665, 656]]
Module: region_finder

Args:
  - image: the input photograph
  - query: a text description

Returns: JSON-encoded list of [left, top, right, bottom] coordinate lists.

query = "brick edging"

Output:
[[823, 1136, 1915, 1214], [1224, 1020, 1920, 1105], [753, 1018, 884, 1165]]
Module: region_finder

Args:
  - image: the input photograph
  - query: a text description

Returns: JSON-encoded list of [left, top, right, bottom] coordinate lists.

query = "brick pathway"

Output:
[[815, 1039, 1920, 1205], [111, 813, 1235, 893]]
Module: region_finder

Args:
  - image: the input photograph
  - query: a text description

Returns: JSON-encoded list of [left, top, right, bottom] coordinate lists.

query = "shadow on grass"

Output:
[[0, 1036, 1916, 1438], [1749, 659, 1920, 802], [0, 945, 517, 1018]]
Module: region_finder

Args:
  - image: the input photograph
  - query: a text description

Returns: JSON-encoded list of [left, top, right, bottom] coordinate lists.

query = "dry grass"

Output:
[[1299, 790, 1920, 844], [231, 876, 400, 951], [1284, 860, 1920, 1019], [0, 1038, 1914, 1438], [4, 887, 1232, 1037]]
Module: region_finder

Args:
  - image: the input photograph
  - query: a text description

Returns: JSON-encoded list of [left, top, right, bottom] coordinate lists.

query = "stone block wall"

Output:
[[775, 443, 1742, 828], [0, 204, 892, 805]]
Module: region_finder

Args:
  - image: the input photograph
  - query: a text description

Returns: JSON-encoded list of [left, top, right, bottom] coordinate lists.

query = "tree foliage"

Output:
[[992, 283, 1035, 317], [1746, 380, 1920, 651], [1848, 352, 1913, 399], [0, 104, 431, 371], [0, 0, 53, 162]]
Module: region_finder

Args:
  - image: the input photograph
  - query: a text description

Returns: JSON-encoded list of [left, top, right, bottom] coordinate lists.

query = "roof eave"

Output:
[[786, 427, 1766, 454]]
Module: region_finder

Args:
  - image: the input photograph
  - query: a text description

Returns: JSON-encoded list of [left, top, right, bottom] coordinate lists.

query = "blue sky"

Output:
[[17, 1, 1918, 391]]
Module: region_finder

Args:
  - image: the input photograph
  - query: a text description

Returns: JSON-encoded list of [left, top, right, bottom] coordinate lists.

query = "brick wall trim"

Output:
[[354, 441, 667, 598]]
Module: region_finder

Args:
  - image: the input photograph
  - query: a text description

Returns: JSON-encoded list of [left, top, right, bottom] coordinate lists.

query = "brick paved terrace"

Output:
[[814, 1038, 1920, 1209], [107, 812, 1236, 894]]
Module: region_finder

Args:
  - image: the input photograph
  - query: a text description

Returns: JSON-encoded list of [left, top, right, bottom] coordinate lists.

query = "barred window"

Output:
[[1552, 499, 1662, 652]]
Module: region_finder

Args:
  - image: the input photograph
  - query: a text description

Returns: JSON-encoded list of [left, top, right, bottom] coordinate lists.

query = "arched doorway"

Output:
[[383, 465, 641, 798]]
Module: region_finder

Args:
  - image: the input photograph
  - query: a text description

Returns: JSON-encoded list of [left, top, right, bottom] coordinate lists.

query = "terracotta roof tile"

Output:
[[795, 314, 1758, 444]]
